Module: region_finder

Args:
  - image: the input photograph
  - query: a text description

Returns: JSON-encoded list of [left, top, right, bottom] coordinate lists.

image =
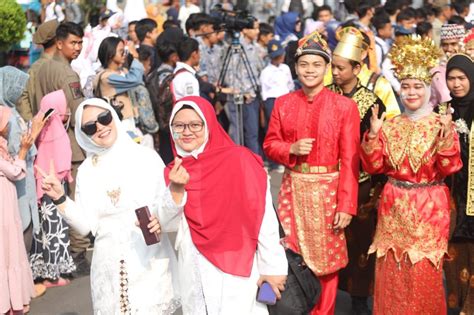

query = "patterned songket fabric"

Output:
[[361, 113, 462, 314]]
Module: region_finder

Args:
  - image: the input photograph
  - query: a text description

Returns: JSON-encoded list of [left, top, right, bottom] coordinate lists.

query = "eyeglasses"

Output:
[[81, 110, 113, 136], [171, 121, 204, 133]]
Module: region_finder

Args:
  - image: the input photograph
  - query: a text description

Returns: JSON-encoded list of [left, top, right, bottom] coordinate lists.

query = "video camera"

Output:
[[211, 4, 256, 32]]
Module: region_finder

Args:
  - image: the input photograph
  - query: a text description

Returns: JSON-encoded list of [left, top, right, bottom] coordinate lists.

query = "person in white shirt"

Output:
[[260, 39, 294, 172], [45, 0, 65, 22], [167, 96, 288, 315], [372, 13, 392, 69], [172, 37, 200, 101], [36, 98, 183, 314], [178, 0, 201, 31]]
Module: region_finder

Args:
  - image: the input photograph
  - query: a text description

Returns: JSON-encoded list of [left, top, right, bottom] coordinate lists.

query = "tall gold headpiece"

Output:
[[333, 27, 366, 63], [389, 35, 442, 84]]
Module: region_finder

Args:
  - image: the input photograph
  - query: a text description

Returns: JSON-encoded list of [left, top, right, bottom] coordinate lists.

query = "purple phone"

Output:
[[257, 282, 277, 305]]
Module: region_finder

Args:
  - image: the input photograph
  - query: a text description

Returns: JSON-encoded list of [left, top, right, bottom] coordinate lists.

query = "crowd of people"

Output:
[[2, 0, 474, 314]]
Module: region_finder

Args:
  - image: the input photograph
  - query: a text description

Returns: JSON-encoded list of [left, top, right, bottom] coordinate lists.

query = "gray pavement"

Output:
[[30, 171, 355, 315]]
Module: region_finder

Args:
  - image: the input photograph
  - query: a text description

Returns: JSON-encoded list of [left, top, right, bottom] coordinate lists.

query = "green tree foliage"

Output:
[[0, 0, 27, 51], [79, 0, 106, 25]]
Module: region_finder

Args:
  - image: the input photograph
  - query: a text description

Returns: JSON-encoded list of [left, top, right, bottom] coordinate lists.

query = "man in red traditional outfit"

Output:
[[263, 31, 360, 315]]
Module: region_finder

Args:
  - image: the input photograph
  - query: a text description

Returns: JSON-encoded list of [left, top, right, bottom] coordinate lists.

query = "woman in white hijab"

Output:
[[36, 98, 188, 314]]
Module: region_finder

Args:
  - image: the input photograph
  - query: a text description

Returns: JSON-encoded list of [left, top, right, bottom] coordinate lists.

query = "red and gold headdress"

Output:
[[295, 31, 331, 62], [389, 35, 442, 84], [464, 28, 474, 50]]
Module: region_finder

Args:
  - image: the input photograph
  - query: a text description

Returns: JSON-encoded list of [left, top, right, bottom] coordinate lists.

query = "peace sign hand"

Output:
[[35, 160, 65, 201], [369, 104, 386, 138]]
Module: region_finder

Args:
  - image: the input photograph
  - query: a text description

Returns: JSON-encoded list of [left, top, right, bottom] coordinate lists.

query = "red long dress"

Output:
[[360, 113, 462, 315], [263, 88, 360, 276]]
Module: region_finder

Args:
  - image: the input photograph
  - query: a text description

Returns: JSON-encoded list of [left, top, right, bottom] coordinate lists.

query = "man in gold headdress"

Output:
[[327, 26, 386, 315], [325, 26, 400, 119]]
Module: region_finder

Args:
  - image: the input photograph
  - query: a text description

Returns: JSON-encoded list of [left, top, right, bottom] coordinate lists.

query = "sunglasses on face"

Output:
[[81, 110, 113, 136]]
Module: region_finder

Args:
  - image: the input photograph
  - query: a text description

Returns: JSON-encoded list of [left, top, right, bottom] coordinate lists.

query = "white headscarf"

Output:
[[169, 99, 209, 159], [75, 98, 136, 157], [401, 81, 433, 121], [73, 98, 167, 231]]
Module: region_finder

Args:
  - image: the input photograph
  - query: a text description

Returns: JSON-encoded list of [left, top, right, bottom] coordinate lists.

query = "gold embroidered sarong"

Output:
[[289, 170, 348, 275]]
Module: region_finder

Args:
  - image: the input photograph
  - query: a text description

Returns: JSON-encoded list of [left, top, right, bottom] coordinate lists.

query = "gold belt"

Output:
[[292, 163, 339, 174]]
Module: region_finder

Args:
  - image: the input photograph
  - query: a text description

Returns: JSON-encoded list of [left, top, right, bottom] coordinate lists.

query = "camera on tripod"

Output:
[[211, 4, 256, 33]]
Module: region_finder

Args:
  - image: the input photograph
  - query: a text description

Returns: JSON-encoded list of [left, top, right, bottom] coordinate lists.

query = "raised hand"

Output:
[[20, 131, 35, 150], [439, 104, 453, 138], [35, 160, 64, 201], [168, 157, 189, 205], [18, 130, 35, 160], [169, 157, 190, 188], [127, 41, 139, 59], [290, 138, 316, 156], [369, 104, 386, 138], [30, 112, 46, 140]]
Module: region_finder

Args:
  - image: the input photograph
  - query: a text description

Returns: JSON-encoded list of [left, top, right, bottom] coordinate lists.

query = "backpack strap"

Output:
[[367, 72, 380, 92], [170, 68, 193, 104]]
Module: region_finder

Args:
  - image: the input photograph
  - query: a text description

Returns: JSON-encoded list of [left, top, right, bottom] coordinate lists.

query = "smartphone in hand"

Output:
[[135, 206, 160, 246], [256, 282, 277, 305], [43, 108, 55, 121]]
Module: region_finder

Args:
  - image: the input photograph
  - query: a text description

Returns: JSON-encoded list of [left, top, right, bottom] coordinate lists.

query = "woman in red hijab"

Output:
[[166, 96, 288, 315]]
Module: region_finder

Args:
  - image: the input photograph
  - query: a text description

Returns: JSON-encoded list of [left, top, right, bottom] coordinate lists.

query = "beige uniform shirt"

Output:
[[17, 53, 54, 121]]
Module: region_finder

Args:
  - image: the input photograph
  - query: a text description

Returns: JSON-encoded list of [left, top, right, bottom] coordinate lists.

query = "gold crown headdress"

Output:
[[389, 35, 442, 84], [464, 29, 474, 50], [333, 27, 366, 63]]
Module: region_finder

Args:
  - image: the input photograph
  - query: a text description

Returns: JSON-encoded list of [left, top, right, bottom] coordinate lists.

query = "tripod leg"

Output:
[[217, 46, 233, 87]]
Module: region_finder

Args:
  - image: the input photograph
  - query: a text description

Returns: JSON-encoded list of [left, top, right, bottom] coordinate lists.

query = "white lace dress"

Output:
[[60, 144, 181, 314]]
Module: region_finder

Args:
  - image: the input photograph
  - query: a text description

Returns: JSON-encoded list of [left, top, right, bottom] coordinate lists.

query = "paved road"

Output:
[[30, 171, 358, 314]]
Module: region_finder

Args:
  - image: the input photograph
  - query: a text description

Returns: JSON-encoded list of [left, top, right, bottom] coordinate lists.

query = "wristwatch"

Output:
[[52, 194, 67, 205]]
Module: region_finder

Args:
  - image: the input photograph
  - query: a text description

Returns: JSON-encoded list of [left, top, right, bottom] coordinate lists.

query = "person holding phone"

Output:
[[30, 90, 76, 288], [166, 96, 287, 315], [36, 98, 184, 314]]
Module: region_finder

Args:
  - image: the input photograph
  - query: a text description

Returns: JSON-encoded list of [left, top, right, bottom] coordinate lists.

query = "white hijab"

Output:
[[74, 98, 167, 231], [75, 98, 136, 158], [169, 99, 209, 159], [401, 81, 433, 121]]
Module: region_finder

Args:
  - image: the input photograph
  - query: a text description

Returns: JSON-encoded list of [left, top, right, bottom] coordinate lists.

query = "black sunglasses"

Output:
[[81, 110, 113, 136]]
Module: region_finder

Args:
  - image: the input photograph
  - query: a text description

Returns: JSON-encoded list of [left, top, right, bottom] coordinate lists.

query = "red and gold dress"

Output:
[[264, 88, 360, 276], [360, 113, 462, 315]]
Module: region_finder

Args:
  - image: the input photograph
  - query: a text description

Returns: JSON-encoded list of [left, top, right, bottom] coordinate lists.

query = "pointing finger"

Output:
[[49, 159, 56, 176], [35, 165, 48, 178]]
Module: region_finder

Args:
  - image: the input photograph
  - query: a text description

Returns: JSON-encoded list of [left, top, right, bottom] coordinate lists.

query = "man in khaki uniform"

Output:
[[17, 19, 58, 120], [35, 22, 90, 274]]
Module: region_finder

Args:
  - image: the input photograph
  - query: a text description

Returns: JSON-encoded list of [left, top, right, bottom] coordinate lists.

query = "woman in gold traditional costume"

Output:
[[360, 35, 463, 314]]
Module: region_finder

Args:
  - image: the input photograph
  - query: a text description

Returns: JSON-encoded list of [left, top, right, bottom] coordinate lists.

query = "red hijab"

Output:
[[165, 96, 267, 277]]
